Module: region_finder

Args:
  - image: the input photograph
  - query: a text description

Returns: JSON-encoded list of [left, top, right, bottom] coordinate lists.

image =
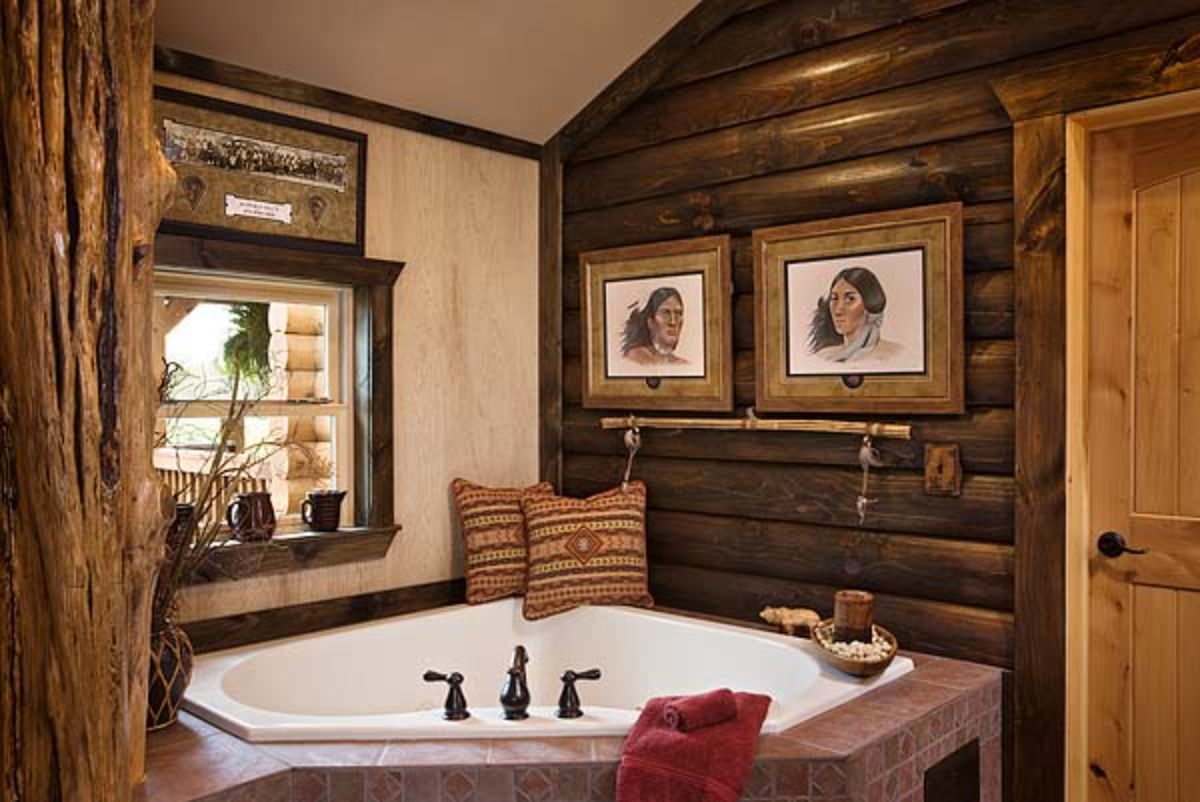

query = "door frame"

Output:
[[1064, 86, 1200, 802]]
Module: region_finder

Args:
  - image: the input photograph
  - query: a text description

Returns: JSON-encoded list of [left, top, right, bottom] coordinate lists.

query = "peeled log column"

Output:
[[0, 2, 175, 800]]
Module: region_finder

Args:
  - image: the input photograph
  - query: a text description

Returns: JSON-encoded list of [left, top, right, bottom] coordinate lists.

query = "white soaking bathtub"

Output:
[[184, 599, 913, 741]]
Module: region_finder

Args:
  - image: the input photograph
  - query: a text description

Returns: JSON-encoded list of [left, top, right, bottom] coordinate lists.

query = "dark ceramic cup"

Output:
[[301, 489, 347, 532], [225, 491, 276, 542]]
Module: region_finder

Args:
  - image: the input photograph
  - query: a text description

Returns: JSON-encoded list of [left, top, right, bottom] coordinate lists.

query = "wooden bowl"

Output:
[[811, 619, 898, 678]]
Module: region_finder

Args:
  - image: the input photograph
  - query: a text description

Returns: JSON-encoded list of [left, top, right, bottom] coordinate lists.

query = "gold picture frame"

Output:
[[154, 87, 367, 255], [580, 235, 733, 411], [754, 203, 964, 414]]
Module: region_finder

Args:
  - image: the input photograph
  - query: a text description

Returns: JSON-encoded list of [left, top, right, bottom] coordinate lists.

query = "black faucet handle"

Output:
[[565, 668, 601, 682], [557, 668, 602, 719], [423, 670, 469, 720]]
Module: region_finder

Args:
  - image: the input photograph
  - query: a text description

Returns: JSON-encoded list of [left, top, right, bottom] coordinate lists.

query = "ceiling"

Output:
[[155, 0, 702, 145]]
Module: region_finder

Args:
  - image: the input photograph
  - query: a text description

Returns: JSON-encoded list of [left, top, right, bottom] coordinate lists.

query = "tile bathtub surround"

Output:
[[143, 654, 1001, 802]]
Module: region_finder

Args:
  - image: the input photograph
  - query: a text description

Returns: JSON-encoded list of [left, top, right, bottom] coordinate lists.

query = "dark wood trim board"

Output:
[[539, 137, 564, 486], [155, 47, 542, 161], [184, 579, 466, 654], [1012, 114, 1067, 802]]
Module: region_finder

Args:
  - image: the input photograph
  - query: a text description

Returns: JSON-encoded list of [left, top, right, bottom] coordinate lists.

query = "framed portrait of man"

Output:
[[754, 203, 964, 414], [580, 235, 732, 411]]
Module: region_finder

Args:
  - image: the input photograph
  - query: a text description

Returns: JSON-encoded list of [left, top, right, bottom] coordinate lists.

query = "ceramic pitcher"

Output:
[[225, 491, 276, 542]]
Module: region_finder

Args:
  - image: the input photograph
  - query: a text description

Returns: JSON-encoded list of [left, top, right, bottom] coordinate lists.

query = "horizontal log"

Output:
[[563, 130, 1013, 254], [183, 578, 464, 653], [563, 453, 1014, 541], [646, 509, 1013, 610], [562, 405, 1015, 475], [563, 270, 1012, 355], [561, 209, 1014, 309], [649, 562, 1013, 666], [567, 69, 1010, 212], [991, 13, 1200, 121], [655, 0, 970, 91], [562, 339, 1015, 407], [576, 0, 1200, 160]]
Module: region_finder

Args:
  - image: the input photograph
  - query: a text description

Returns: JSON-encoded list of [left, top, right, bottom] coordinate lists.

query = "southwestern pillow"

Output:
[[452, 478, 553, 604], [520, 482, 654, 621]]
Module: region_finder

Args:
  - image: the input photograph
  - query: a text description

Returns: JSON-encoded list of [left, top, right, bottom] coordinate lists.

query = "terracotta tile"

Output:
[[487, 737, 593, 765], [476, 768, 515, 802], [442, 769, 478, 802], [741, 762, 774, 798], [908, 659, 1000, 691], [588, 737, 626, 762], [292, 769, 330, 802], [402, 768, 439, 802], [588, 765, 617, 802], [197, 774, 292, 802], [862, 678, 961, 722], [140, 727, 289, 802], [755, 733, 844, 761], [145, 713, 225, 756], [322, 769, 362, 802], [258, 741, 386, 768], [810, 762, 847, 797], [773, 761, 810, 795], [552, 766, 589, 802], [783, 703, 909, 756], [514, 768, 553, 802], [378, 740, 490, 768], [365, 769, 405, 802]]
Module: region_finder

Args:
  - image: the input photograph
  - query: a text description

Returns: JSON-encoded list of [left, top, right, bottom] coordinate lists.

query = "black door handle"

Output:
[[1097, 531, 1147, 559]]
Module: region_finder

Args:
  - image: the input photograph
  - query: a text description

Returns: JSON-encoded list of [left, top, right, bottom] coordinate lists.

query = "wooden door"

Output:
[[1084, 113, 1200, 802]]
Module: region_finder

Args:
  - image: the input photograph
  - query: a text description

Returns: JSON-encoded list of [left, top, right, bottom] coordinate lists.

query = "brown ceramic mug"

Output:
[[225, 491, 276, 542], [301, 489, 347, 532]]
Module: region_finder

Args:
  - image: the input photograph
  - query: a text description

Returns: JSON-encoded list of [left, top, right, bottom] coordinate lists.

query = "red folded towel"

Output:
[[663, 688, 737, 731], [617, 691, 771, 802]]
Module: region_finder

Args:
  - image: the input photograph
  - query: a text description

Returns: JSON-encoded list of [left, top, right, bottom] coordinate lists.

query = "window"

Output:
[[154, 270, 354, 531]]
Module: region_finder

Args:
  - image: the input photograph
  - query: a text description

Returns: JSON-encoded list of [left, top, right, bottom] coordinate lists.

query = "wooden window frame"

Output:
[[154, 233, 404, 578]]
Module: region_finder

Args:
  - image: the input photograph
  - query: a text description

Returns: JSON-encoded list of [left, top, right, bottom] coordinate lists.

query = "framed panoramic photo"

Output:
[[153, 87, 366, 255], [580, 235, 732, 411], [754, 203, 964, 414]]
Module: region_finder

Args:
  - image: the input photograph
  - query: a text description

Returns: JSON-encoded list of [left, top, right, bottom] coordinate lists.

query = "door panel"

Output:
[[1086, 111, 1200, 802], [1132, 585, 1178, 802], [1181, 174, 1200, 517], [1133, 178, 1180, 516]]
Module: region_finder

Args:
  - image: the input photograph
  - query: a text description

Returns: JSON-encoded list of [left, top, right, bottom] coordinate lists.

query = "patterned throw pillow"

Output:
[[452, 478, 554, 604], [520, 482, 654, 621]]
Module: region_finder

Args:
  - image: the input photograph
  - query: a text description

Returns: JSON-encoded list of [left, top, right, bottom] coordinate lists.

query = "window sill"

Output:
[[186, 525, 402, 585]]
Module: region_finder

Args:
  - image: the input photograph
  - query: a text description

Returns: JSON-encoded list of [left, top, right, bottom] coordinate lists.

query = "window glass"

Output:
[[154, 272, 351, 530]]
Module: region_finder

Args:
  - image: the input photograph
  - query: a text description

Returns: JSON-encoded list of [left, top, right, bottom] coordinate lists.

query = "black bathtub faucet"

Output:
[[423, 670, 470, 721], [500, 645, 531, 720]]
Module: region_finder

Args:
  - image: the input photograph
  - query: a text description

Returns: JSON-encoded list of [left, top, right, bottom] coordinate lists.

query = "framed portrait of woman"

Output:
[[580, 235, 732, 411], [754, 203, 964, 414]]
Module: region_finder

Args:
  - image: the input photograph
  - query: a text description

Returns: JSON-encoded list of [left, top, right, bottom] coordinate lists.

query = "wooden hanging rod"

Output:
[[598, 414, 912, 440]]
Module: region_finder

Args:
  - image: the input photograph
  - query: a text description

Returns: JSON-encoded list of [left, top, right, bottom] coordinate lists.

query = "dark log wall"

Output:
[[559, 0, 1200, 672]]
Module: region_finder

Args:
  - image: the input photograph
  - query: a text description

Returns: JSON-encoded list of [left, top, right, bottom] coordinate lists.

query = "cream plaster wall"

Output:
[[156, 74, 541, 622]]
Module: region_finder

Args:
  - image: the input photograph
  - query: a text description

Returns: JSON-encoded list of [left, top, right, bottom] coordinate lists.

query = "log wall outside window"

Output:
[[559, 0, 1200, 670]]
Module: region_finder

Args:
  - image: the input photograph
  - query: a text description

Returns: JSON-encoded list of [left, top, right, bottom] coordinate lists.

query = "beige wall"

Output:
[[157, 74, 541, 622]]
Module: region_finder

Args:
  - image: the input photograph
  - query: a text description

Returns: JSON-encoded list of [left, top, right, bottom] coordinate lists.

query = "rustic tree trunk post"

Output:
[[0, 1, 175, 799]]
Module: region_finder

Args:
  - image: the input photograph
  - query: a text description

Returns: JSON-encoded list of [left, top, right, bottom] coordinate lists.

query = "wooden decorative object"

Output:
[[754, 203, 965, 414], [154, 87, 367, 255], [924, 443, 963, 497], [833, 589, 876, 643], [812, 620, 899, 679], [580, 235, 733, 411], [0, 1, 177, 796]]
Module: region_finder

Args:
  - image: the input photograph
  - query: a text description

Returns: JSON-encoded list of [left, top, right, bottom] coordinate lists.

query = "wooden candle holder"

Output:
[[833, 590, 875, 643]]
